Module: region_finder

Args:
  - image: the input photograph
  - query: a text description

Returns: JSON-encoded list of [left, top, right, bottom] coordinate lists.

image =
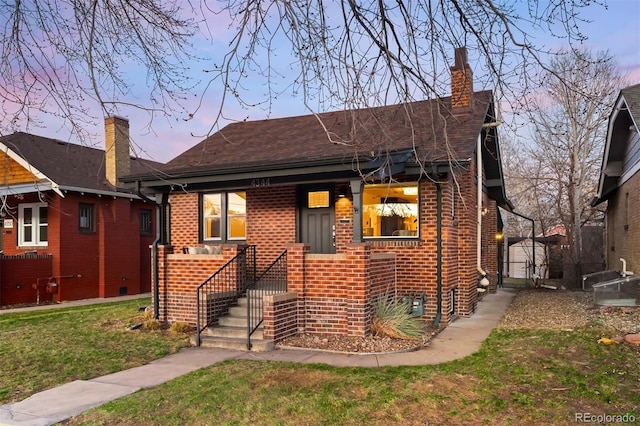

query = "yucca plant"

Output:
[[371, 297, 425, 340]]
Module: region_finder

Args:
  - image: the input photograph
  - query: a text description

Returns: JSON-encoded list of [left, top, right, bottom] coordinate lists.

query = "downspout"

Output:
[[476, 133, 486, 278], [136, 182, 165, 320], [434, 176, 443, 326]]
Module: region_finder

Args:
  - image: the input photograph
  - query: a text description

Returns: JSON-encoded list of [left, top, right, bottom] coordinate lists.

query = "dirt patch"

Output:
[[498, 289, 640, 334], [278, 326, 442, 354]]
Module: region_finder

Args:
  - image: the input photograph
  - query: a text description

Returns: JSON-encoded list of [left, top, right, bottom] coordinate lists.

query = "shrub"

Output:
[[169, 321, 194, 335], [371, 298, 425, 340], [141, 319, 162, 331]]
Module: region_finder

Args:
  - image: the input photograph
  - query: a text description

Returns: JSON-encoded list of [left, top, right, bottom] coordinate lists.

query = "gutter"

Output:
[[477, 121, 502, 279], [476, 133, 486, 278], [136, 181, 164, 320]]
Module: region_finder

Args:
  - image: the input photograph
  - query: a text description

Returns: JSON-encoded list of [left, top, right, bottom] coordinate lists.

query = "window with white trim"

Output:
[[202, 192, 246, 241], [362, 183, 419, 238], [18, 203, 48, 247]]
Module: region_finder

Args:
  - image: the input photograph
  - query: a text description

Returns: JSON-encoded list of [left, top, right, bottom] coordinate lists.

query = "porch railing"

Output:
[[195, 245, 256, 346], [246, 250, 287, 350]]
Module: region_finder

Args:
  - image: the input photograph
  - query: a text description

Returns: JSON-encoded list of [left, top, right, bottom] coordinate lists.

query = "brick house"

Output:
[[0, 117, 160, 306], [592, 83, 640, 275], [128, 48, 513, 349]]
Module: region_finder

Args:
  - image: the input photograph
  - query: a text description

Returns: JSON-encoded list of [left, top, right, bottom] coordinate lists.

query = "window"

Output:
[[140, 209, 153, 236], [79, 204, 95, 233], [308, 191, 330, 208], [624, 192, 629, 231], [227, 192, 246, 239], [18, 203, 48, 246], [202, 192, 246, 241], [362, 183, 418, 238]]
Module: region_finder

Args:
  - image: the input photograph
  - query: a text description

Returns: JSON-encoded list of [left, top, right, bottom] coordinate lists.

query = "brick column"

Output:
[[286, 243, 309, 333], [155, 244, 174, 322], [346, 243, 369, 337], [484, 201, 499, 293]]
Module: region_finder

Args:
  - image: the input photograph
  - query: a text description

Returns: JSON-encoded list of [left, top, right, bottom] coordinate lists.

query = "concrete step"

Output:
[[191, 335, 274, 352], [205, 325, 264, 340], [219, 315, 251, 327], [227, 305, 248, 317]]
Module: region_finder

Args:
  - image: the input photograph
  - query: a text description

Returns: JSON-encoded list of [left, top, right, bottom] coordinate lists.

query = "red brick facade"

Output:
[[0, 191, 155, 305], [157, 163, 500, 338]]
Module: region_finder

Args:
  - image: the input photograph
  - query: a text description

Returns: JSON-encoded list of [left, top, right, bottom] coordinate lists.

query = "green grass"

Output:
[[0, 298, 190, 403], [3, 299, 639, 425], [66, 325, 640, 426]]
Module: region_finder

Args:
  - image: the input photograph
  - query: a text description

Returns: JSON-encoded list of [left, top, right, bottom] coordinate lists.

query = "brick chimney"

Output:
[[450, 47, 474, 112], [105, 116, 131, 188]]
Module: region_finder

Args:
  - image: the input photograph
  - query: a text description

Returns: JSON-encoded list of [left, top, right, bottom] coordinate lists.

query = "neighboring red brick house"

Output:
[[0, 117, 160, 306], [129, 48, 512, 348], [592, 83, 640, 274]]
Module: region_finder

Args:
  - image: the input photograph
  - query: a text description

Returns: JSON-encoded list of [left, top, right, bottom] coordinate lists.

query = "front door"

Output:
[[299, 186, 335, 254]]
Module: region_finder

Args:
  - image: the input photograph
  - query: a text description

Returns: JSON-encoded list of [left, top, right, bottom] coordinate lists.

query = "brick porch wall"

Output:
[[155, 244, 245, 325], [286, 243, 397, 337], [263, 292, 298, 341]]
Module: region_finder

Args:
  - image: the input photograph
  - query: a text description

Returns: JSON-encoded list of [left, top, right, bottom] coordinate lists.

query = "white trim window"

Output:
[[18, 202, 48, 247]]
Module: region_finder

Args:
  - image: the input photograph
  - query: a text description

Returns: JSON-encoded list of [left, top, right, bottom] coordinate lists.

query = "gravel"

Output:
[[279, 289, 640, 353], [498, 289, 640, 334], [278, 327, 442, 354]]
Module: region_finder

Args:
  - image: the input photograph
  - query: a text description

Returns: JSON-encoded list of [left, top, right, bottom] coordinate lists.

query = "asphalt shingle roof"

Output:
[[0, 132, 163, 193], [621, 83, 640, 128], [157, 91, 495, 177]]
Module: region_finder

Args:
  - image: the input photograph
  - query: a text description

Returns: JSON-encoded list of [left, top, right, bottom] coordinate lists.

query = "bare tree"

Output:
[[1, 0, 613, 150], [512, 49, 625, 286], [0, 0, 198, 143]]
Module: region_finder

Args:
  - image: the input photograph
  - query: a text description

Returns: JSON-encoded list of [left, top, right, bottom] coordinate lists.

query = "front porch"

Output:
[[155, 242, 404, 349]]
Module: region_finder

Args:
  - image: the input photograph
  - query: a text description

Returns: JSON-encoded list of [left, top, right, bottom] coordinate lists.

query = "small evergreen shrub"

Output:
[[371, 297, 425, 340]]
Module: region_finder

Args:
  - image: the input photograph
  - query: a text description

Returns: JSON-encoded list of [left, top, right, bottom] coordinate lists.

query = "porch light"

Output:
[[495, 232, 503, 241]]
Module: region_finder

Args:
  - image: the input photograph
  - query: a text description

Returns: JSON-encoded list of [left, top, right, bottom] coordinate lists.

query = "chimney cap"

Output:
[[453, 47, 468, 69], [105, 115, 130, 124]]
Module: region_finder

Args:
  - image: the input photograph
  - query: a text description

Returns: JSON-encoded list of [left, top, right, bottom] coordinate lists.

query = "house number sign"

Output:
[[251, 178, 271, 187]]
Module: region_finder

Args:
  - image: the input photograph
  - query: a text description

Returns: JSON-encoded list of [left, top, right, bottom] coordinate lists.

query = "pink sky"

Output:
[[4, 1, 640, 164]]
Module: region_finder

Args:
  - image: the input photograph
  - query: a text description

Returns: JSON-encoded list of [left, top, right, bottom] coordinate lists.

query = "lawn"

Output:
[[71, 330, 638, 425], [2, 298, 639, 425], [0, 298, 191, 404]]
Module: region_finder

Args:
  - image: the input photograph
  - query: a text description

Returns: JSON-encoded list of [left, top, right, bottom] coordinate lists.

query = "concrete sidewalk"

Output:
[[0, 289, 517, 426]]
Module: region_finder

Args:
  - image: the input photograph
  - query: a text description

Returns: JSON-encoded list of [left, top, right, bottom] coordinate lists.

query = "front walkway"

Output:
[[0, 289, 517, 426]]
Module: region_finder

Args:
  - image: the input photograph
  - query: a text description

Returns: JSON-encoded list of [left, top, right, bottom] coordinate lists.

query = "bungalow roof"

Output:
[[0, 132, 163, 197], [155, 91, 494, 176], [127, 90, 511, 210]]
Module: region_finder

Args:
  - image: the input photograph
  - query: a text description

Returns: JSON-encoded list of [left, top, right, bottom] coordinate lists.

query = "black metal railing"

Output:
[[195, 245, 256, 346], [246, 250, 287, 350]]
